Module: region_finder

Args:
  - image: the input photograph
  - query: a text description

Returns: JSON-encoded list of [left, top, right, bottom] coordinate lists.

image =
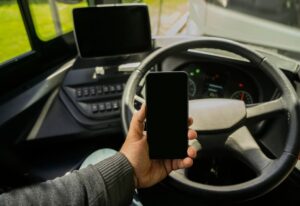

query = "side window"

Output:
[[0, 0, 31, 64], [29, 0, 88, 41]]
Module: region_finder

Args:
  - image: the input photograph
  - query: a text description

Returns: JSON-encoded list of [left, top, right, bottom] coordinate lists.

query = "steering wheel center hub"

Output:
[[189, 99, 246, 132]]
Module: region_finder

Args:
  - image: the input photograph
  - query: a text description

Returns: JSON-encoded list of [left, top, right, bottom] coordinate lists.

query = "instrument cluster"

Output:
[[179, 62, 260, 104]]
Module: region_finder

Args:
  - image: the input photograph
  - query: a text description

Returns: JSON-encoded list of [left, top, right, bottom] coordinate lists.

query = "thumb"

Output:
[[128, 104, 146, 139]]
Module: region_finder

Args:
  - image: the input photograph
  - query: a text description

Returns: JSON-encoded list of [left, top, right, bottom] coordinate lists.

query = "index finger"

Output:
[[136, 103, 146, 123]]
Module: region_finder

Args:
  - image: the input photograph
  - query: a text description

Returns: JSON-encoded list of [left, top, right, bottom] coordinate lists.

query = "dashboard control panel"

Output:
[[60, 64, 131, 128], [64, 83, 125, 119]]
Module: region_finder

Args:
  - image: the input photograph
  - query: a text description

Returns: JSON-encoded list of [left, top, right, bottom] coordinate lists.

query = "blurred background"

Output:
[[1, 0, 300, 64]]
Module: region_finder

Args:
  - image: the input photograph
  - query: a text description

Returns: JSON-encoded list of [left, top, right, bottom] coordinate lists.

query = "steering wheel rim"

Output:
[[121, 37, 299, 201]]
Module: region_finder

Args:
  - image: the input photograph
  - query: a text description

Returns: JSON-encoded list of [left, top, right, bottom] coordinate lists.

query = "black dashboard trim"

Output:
[[0, 59, 75, 127]]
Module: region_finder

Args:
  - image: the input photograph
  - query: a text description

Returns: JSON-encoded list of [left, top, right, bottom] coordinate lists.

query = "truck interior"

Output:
[[0, 0, 300, 205]]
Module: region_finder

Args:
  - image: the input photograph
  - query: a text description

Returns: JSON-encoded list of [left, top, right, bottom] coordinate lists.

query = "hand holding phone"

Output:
[[120, 102, 197, 188], [146, 72, 188, 159]]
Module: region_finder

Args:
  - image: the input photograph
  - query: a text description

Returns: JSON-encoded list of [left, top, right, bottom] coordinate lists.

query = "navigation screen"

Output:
[[73, 5, 152, 58]]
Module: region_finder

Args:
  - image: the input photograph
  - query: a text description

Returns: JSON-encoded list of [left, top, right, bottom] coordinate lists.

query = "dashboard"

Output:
[[33, 51, 279, 140], [178, 62, 260, 104]]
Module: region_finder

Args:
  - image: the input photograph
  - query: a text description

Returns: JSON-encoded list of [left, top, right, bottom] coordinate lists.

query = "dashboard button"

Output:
[[91, 104, 98, 113], [76, 89, 82, 97], [109, 85, 116, 93], [83, 88, 89, 96], [99, 103, 105, 112], [103, 86, 109, 93], [96, 86, 102, 95], [116, 84, 122, 92], [90, 87, 96, 96], [105, 102, 112, 111], [112, 101, 119, 110]]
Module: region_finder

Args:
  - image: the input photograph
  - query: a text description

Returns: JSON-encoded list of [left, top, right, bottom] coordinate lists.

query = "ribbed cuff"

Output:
[[95, 152, 135, 206]]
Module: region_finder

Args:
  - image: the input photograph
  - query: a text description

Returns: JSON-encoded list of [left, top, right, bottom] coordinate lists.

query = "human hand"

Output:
[[120, 104, 197, 188]]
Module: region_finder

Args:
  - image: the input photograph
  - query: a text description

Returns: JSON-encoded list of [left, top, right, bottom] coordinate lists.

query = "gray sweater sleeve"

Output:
[[0, 152, 135, 206]]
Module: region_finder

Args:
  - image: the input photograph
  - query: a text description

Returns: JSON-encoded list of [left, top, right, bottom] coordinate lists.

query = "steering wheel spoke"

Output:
[[225, 126, 272, 174], [246, 97, 286, 122]]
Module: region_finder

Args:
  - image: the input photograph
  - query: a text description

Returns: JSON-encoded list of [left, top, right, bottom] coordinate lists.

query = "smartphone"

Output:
[[146, 71, 188, 159]]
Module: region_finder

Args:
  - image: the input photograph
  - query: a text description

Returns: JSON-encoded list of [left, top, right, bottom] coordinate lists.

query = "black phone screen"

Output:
[[146, 72, 188, 159]]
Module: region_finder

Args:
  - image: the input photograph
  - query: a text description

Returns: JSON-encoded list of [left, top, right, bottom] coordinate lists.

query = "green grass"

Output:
[[30, 1, 87, 41], [0, 1, 86, 64], [0, 2, 31, 64]]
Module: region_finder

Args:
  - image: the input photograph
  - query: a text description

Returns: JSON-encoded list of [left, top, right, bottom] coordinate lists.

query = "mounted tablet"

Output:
[[73, 4, 152, 58]]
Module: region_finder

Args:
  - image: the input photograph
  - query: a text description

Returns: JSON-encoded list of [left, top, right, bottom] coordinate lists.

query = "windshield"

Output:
[[133, 0, 300, 60], [1, 0, 300, 65]]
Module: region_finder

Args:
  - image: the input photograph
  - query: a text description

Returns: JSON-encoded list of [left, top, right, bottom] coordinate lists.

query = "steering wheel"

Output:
[[121, 37, 300, 201]]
